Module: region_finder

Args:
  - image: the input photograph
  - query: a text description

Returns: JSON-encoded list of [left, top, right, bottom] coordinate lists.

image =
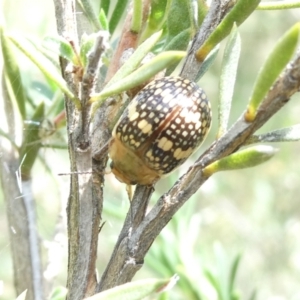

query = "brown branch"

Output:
[[96, 0, 300, 289], [96, 185, 153, 291], [96, 1, 227, 291], [180, 0, 233, 81], [105, 0, 151, 83], [54, 0, 300, 296], [80, 33, 107, 148], [97, 48, 300, 291], [53, 0, 102, 299], [128, 49, 300, 262]]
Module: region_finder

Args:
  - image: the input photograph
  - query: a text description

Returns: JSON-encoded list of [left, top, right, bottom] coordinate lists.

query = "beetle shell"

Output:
[[109, 76, 212, 185]]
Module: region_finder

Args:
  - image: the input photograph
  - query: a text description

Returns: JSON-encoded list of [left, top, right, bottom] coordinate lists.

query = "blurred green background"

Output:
[[0, 0, 300, 299]]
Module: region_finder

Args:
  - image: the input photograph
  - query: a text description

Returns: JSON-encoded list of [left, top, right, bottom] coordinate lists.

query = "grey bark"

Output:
[[52, 0, 300, 298], [0, 75, 44, 299]]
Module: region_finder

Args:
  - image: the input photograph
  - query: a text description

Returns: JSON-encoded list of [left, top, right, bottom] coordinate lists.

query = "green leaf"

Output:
[[214, 243, 229, 300], [0, 27, 27, 119], [100, 0, 110, 16], [186, 0, 198, 34], [164, 28, 191, 52], [229, 253, 242, 294], [204, 269, 221, 294], [91, 51, 186, 111], [248, 290, 257, 300], [198, 0, 209, 26], [105, 30, 163, 88], [140, 0, 172, 41], [9, 35, 80, 108], [35, 41, 60, 69], [218, 25, 241, 137], [163, 28, 191, 75], [196, 43, 219, 80], [83, 276, 179, 300], [131, 0, 143, 33], [197, 0, 260, 62], [20, 102, 45, 179], [245, 23, 300, 122], [80, 33, 98, 68], [203, 145, 277, 176], [247, 124, 300, 144], [146, 253, 173, 278], [49, 286, 68, 300], [99, 8, 109, 31], [166, 0, 192, 43], [109, 0, 129, 35], [77, 0, 101, 30], [43, 35, 78, 64], [257, 1, 300, 10]]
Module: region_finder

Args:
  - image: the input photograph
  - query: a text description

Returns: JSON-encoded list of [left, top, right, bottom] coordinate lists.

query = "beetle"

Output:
[[108, 76, 212, 186]]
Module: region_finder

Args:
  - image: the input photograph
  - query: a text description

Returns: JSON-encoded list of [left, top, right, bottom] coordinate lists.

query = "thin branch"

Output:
[[97, 185, 154, 291], [139, 50, 300, 252], [180, 0, 233, 81], [0, 154, 40, 300], [97, 7, 300, 291], [105, 0, 151, 83], [22, 181, 44, 300], [1, 72, 44, 299], [79, 33, 107, 148], [96, 1, 228, 290], [53, 0, 102, 299]]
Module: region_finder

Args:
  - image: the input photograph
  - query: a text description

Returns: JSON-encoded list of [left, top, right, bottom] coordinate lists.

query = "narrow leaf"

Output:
[[105, 30, 163, 88], [247, 124, 300, 144], [203, 145, 277, 176], [99, 8, 109, 31], [0, 27, 26, 119], [43, 36, 78, 64], [140, 0, 172, 41], [198, 0, 209, 26], [196, 43, 219, 80], [109, 0, 129, 35], [100, 0, 110, 16], [91, 51, 186, 109], [83, 276, 179, 300], [166, 0, 192, 43], [196, 0, 260, 62], [248, 290, 257, 300], [257, 1, 300, 10], [245, 23, 300, 122], [131, 0, 143, 33], [77, 0, 101, 30], [218, 25, 241, 137], [204, 269, 221, 293], [163, 28, 191, 75], [20, 102, 45, 179], [187, 0, 198, 35], [80, 33, 97, 68], [49, 286, 68, 300], [164, 28, 191, 52], [214, 243, 229, 300], [9, 35, 80, 107], [229, 253, 242, 293]]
